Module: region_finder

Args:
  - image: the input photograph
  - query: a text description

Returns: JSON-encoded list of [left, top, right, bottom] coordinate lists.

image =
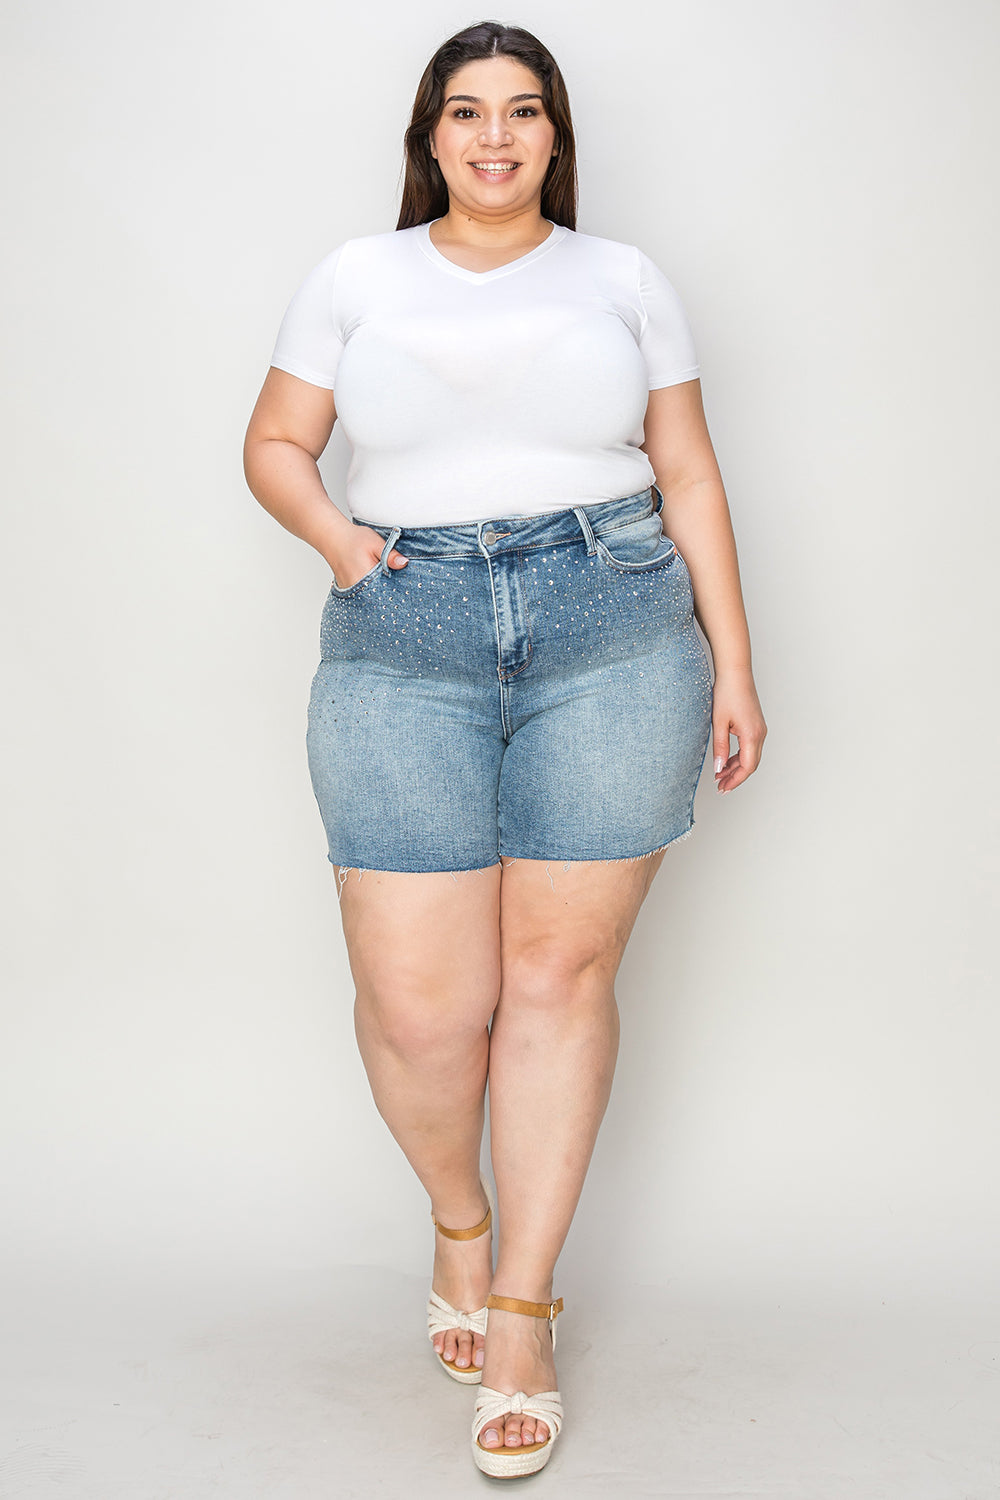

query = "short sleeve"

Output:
[[269, 244, 346, 390], [635, 249, 700, 389]]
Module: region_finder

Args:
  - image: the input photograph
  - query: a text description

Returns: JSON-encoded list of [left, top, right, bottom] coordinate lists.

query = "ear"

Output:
[[429, 135, 437, 160]]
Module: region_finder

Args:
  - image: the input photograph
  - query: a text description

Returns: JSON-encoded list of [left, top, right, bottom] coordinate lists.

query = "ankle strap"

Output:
[[486, 1294, 564, 1321], [431, 1203, 492, 1241]]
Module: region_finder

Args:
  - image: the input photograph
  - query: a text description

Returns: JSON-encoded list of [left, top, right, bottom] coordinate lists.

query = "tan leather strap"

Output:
[[431, 1203, 492, 1241], [486, 1294, 564, 1321]]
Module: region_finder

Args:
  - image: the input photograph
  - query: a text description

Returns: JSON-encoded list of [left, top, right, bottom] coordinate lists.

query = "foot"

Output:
[[477, 1304, 558, 1449], [429, 1190, 493, 1371]]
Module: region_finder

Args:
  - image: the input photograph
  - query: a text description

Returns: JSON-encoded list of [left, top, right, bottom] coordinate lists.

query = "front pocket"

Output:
[[594, 512, 678, 573], [329, 561, 383, 598]]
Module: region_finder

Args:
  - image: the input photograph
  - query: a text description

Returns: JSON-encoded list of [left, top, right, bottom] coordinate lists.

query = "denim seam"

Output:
[[482, 550, 511, 736]]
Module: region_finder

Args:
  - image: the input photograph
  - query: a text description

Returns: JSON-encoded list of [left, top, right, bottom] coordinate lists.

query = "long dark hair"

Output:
[[397, 20, 578, 231]]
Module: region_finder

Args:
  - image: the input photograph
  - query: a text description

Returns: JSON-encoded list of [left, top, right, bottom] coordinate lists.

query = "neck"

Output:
[[432, 204, 550, 248]]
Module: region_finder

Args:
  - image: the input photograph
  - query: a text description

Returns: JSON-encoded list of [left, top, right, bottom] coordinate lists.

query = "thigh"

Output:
[[338, 866, 503, 1018], [497, 851, 665, 985]]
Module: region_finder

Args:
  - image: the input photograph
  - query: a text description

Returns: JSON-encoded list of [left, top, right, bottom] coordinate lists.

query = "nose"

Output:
[[478, 113, 513, 147]]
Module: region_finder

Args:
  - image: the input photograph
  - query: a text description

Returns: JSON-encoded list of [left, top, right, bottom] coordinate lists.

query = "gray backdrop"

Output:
[[2, 2, 998, 1494]]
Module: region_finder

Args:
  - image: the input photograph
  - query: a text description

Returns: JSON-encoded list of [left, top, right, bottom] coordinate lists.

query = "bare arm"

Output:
[[641, 380, 767, 791], [242, 367, 408, 588]]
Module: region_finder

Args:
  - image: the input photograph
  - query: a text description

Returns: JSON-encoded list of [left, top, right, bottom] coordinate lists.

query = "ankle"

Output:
[[490, 1271, 555, 1304], [431, 1183, 491, 1232]]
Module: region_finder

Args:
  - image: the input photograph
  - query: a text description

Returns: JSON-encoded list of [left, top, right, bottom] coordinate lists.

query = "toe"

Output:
[[480, 1426, 501, 1448], [454, 1331, 473, 1368], [441, 1331, 459, 1365], [472, 1333, 485, 1368], [504, 1416, 523, 1447]]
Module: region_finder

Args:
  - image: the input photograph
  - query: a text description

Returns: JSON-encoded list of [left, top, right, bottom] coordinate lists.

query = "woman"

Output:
[[244, 19, 765, 1479]]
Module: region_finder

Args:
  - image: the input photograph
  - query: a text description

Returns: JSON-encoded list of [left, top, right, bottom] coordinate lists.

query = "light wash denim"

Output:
[[306, 485, 714, 874]]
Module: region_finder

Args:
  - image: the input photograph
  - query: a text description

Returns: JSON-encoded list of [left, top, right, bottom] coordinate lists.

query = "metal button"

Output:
[[483, 530, 497, 545]]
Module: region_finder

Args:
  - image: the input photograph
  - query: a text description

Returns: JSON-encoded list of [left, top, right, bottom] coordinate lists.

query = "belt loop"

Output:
[[379, 526, 402, 574], [651, 483, 664, 516], [572, 505, 598, 556]]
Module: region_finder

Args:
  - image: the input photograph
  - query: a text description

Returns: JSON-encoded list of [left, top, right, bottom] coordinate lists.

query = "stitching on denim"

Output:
[[594, 538, 677, 574], [499, 548, 534, 683], [498, 638, 532, 681]]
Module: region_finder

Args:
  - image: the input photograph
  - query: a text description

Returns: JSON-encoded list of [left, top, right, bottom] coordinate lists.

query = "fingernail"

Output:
[[714, 756, 724, 773]]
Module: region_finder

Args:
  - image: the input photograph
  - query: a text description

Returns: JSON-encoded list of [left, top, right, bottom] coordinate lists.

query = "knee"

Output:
[[499, 941, 617, 1016], [356, 963, 497, 1061]]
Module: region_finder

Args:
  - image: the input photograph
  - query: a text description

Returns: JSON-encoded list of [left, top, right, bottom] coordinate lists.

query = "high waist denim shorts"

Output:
[[306, 485, 714, 874]]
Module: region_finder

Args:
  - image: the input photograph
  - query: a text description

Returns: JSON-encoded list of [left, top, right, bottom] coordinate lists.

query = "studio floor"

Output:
[[1, 1260, 996, 1499]]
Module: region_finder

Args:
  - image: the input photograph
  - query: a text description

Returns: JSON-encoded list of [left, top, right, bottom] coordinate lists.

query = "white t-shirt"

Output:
[[269, 220, 699, 527]]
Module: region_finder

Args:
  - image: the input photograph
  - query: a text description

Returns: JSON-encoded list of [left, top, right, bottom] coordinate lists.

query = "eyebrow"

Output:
[[443, 93, 543, 105]]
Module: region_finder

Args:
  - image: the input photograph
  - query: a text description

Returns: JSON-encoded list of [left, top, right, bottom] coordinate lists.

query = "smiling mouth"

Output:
[[469, 161, 520, 175]]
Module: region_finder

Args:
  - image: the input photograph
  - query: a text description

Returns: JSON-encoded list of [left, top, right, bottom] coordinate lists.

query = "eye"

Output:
[[512, 106, 538, 117], [453, 107, 477, 119]]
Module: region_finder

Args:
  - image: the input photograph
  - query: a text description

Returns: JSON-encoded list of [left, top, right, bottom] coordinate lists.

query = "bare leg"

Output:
[[478, 852, 665, 1450], [337, 865, 501, 1371]]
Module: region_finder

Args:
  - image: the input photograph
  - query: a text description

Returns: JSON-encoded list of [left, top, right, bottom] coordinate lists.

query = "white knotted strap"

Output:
[[473, 1386, 564, 1444], [427, 1290, 489, 1341]]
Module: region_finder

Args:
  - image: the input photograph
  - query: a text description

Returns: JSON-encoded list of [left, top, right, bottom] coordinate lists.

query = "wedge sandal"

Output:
[[426, 1175, 494, 1384], [471, 1294, 564, 1476]]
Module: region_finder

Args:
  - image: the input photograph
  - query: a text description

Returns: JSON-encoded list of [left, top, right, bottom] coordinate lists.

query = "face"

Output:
[[429, 56, 558, 218]]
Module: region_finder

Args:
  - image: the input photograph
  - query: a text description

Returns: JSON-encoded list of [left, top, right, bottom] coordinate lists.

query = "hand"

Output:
[[328, 526, 408, 591], [712, 667, 767, 794]]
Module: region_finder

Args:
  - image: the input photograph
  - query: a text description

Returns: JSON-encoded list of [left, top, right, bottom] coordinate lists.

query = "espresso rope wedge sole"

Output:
[[426, 1174, 494, 1383], [471, 1295, 564, 1477]]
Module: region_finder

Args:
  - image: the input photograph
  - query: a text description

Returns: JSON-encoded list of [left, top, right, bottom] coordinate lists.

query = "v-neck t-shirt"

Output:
[[269, 220, 699, 526]]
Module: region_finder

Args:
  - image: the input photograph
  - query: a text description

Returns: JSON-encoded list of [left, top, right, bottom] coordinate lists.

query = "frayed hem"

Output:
[[330, 859, 502, 900], [497, 834, 695, 888], [328, 826, 697, 898], [599, 823, 697, 863], [501, 823, 696, 870]]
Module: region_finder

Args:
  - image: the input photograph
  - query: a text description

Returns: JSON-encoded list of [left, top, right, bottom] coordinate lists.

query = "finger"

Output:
[[737, 734, 764, 775], [387, 548, 408, 568], [717, 739, 763, 792], [712, 728, 732, 776]]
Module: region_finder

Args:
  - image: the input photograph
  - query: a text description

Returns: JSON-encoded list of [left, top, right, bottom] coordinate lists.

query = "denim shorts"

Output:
[[306, 485, 714, 874]]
